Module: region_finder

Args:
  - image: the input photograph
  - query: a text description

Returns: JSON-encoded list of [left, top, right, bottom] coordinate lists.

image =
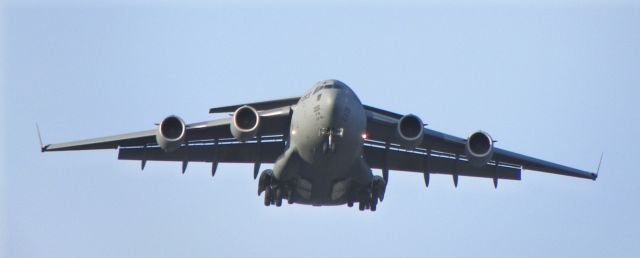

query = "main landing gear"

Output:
[[349, 175, 386, 212], [258, 169, 293, 207]]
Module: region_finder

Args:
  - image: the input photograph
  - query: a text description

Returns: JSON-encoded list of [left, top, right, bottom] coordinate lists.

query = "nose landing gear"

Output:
[[258, 169, 293, 207], [319, 127, 343, 154]]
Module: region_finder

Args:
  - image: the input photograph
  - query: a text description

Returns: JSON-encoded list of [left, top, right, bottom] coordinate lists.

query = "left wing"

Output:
[[363, 105, 597, 184]]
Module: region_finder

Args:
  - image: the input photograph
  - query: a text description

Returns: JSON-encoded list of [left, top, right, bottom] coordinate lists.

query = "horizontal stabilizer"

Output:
[[209, 97, 300, 114]]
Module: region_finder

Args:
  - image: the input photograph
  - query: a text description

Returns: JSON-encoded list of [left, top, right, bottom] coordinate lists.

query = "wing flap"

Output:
[[363, 144, 521, 180], [118, 141, 286, 164]]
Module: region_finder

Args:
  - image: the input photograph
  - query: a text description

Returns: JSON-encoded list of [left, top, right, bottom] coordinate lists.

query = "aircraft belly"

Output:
[[292, 158, 352, 205], [279, 154, 375, 206]]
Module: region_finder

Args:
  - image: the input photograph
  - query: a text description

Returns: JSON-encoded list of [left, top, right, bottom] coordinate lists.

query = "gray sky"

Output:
[[2, 1, 640, 257]]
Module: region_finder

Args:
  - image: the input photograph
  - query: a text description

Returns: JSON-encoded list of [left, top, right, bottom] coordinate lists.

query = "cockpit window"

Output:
[[312, 86, 322, 95], [312, 82, 346, 95], [323, 84, 344, 90]]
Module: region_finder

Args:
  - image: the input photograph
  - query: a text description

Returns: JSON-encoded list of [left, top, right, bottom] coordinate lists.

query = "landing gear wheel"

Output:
[[264, 187, 272, 206], [370, 198, 378, 212], [356, 190, 370, 211], [275, 188, 283, 207], [287, 189, 294, 204]]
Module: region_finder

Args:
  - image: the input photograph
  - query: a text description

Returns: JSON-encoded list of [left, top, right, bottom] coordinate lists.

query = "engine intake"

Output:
[[396, 114, 424, 149], [156, 115, 186, 152], [465, 131, 494, 167], [231, 105, 261, 141]]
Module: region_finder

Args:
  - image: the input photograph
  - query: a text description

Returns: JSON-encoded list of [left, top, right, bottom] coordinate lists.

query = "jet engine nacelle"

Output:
[[156, 115, 186, 152], [465, 130, 494, 167], [230, 105, 261, 141], [396, 114, 424, 149]]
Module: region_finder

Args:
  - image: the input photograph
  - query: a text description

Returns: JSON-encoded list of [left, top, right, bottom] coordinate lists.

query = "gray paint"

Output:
[[41, 79, 597, 211], [279, 79, 369, 205]]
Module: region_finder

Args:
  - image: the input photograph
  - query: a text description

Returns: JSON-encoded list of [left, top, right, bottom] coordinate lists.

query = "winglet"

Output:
[[594, 152, 604, 180], [36, 123, 49, 152]]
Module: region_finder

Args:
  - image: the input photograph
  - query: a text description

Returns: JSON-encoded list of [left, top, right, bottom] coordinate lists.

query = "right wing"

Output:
[[42, 103, 294, 169]]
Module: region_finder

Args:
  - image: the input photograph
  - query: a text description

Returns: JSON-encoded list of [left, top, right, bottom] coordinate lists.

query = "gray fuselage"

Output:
[[273, 80, 372, 205]]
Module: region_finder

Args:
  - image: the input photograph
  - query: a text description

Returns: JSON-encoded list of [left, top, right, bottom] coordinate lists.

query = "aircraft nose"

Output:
[[323, 89, 338, 107], [321, 90, 348, 124]]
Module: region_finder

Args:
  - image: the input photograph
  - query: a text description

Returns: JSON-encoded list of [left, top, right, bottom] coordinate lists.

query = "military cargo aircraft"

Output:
[[40, 79, 598, 211]]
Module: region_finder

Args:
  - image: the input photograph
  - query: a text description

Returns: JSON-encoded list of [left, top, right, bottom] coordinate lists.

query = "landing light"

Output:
[[362, 132, 368, 139], [291, 130, 297, 135]]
